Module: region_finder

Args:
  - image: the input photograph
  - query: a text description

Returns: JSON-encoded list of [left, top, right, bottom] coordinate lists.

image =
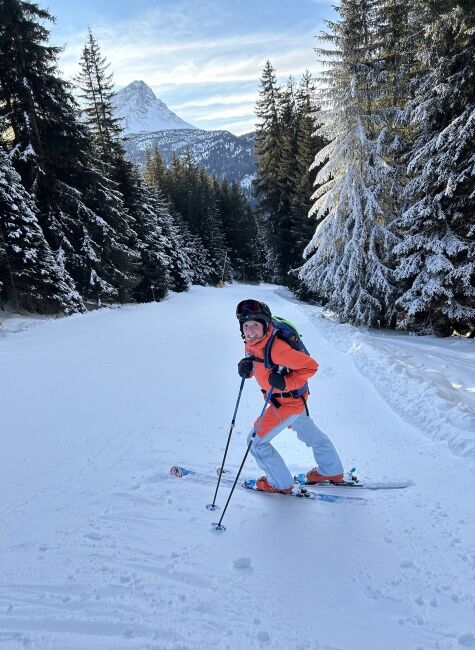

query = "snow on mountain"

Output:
[[1, 284, 475, 649], [112, 80, 256, 199], [112, 80, 196, 134]]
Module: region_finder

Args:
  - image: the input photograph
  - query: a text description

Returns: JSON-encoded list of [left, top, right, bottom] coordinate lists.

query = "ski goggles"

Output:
[[236, 299, 263, 318]]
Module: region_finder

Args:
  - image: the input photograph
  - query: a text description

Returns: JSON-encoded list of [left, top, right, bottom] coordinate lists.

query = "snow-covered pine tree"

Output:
[[144, 149, 212, 286], [143, 147, 194, 290], [0, 0, 140, 307], [0, 145, 83, 313], [0, 0, 50, 193], [114, 166, 170, 303], [299, 0, 399, 327], [394, 0, 475, 335], [151, 195, 193, 293], [144, 145, 262, 285], [254, 64, 329, 287], [74, 30, 181, 304], [147, 150, 228, 284]]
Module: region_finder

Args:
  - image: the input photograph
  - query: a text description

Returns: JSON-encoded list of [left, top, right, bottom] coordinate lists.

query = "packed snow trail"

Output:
[[0, 285, 474, 650]]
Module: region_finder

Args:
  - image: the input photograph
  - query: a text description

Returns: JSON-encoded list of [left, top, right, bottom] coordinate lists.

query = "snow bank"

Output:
[[310, 310, 475, 461], [0, 310, 51, 338]]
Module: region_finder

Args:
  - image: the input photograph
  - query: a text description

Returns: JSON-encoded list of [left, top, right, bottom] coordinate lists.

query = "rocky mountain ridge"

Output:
[[113, 82, 256, 199], [112, 80, 196, 133]]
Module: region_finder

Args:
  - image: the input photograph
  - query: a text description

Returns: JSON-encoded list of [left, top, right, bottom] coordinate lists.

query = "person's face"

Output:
[[242, 320, 265, 343]]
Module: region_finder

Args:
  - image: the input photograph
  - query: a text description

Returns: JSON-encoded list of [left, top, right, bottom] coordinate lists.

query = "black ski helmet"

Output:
[[236, 299, 272, 334]]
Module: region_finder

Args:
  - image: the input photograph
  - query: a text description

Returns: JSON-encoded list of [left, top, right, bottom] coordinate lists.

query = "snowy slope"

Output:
[[1, 285, 474, 650], [112, 81, 196, 133]]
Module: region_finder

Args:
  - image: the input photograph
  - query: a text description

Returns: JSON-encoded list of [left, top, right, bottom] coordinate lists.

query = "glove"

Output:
[[238, 357, 253, 378], [268, 372, 286, 391]]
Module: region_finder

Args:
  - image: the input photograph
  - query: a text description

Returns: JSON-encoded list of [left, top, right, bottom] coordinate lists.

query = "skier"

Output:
[[237, 299, 344, 494]]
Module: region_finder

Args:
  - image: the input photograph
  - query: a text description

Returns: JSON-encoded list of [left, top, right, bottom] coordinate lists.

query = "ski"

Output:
[[293, 470, 413, 490], [169, 466, 367, 505], [216, 466, 412, 490], [242, 479, 365, 503]]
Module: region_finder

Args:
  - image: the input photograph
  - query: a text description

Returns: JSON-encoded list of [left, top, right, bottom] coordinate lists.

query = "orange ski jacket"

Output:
[[244, 324, 318, 403]]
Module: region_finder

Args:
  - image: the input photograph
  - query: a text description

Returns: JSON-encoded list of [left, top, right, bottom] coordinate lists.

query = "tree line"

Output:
[[2, 0, 473, 336], [255, 0, 474, 336], [145, 148, 262, 285], [254, 66, 326, 293], [0, 1, 261, 315]]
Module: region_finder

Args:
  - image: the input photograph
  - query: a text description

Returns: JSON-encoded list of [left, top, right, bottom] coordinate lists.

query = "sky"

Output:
[[44, 0, 336, 135]]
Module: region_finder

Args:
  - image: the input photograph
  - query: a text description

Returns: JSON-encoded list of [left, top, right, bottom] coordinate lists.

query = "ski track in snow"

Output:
[[0, 285, 474, 650]]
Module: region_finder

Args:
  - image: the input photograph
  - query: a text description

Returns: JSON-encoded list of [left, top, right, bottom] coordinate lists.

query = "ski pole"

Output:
[[211, 387, 274, 531], [206, 376, 246, 511]]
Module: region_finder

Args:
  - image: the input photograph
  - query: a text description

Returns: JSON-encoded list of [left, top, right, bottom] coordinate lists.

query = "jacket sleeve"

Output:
[[271, 339, 318, 392]]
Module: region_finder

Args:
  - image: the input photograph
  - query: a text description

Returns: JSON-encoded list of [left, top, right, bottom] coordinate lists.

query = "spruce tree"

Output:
[[394, 0, 475, 335], [144, 146, 167, 189], [0, 146, 83, 313], [154, 196, 193, 293], [254, 61, 284, 280], [254, 63, 328, 287], [144, 145, 263, 286], [288, 73, 325, 293], [144, 149, 212, 285], [75, 29, 156, 303], [216, 178, 261, 282], [142, 147, 193, 291], [275, 77, 300, 280], [0, 0, 140, 307], [75, 28, 123, 160], [299, 0, 399, 327]]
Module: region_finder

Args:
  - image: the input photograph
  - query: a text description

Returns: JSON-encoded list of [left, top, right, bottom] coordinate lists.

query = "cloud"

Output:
[[173, 93, 258, 110], [197, 116, 257, 136], [54, 1, 327, 133]]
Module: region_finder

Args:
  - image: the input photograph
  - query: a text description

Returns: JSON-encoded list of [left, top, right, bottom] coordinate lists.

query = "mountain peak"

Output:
[[113, 81, 196, 134], [128, 79, 154, 92]]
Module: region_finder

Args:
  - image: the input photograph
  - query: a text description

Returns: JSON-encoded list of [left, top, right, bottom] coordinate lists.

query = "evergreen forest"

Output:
[[0, 0, 473, 336], [254, 1, 474, 335]]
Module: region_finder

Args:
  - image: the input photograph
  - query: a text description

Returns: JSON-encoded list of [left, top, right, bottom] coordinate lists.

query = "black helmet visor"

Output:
[[236, 299, 264, 319]]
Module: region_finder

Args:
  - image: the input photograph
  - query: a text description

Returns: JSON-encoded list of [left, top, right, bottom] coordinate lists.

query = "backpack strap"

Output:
[[264, 330, 310, 409], [263, 331, 278, 370]]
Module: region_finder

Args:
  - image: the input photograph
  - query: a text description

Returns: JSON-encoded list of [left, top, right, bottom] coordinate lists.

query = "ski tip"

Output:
[[170, 466, 194, 478], [211, 522, 226, 532]]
